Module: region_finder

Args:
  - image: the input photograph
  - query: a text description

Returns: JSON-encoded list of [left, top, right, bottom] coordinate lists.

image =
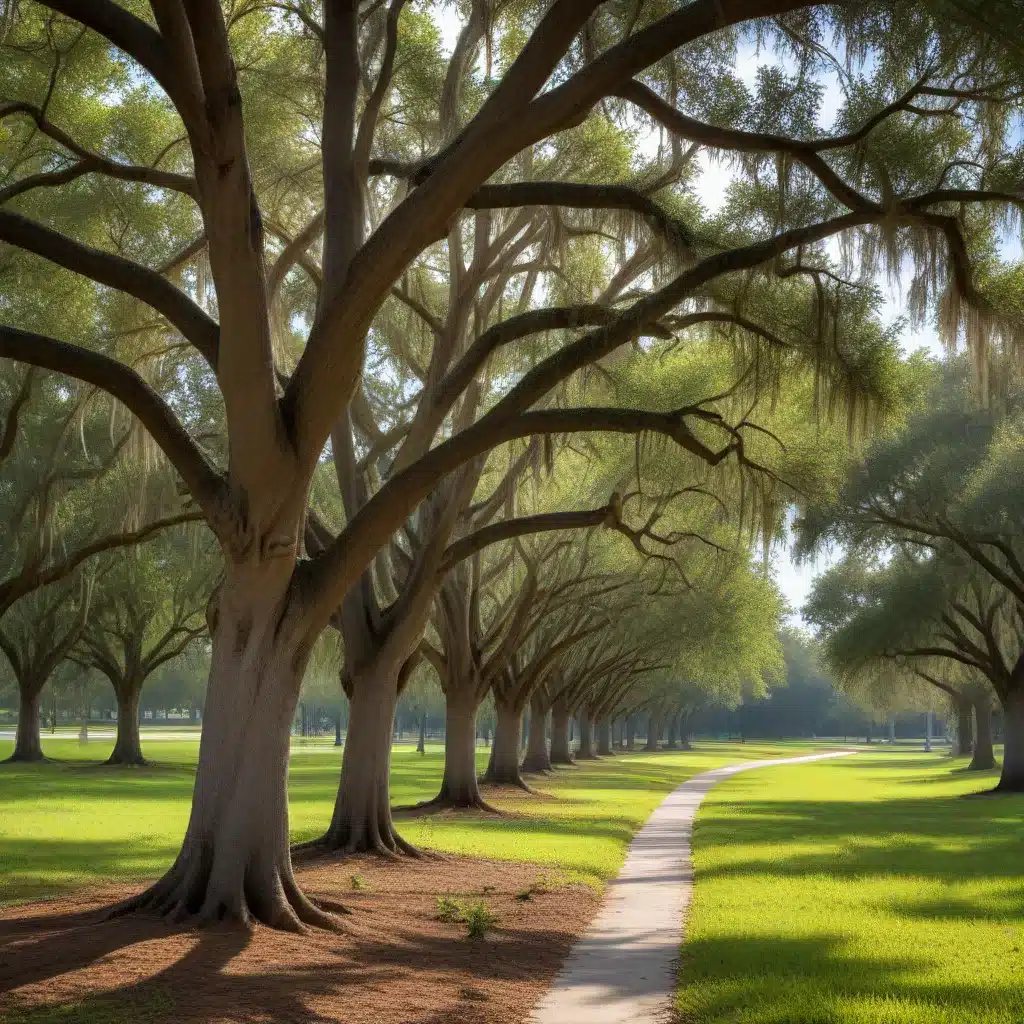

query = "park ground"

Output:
[[1, 735, 1021, 1023]]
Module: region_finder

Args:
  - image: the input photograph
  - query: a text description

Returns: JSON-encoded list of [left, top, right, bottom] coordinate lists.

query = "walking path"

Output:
[[529, 750, 858, 1024]]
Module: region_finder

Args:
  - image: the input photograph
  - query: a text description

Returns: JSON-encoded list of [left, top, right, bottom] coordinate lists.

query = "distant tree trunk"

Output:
[[888, 717, 896, 743], [8, 687, 44, 762], [645, 711, 660, 751], [596, 717, 614, 756], [432, 689, 488, 806], [550, 697, 574, 765], [107, 683, 146, 766], [416, 712, 426, 754], [625, 716, 635, 750], [577, 712, 598, 760], [954, 694, 973, 758], [483, 697, 528, 788], [679, 714, 694, 751], [995, 689, 1024, 791], [665, 714, 679, 749], [521, 691, 552, 774], [969, 698, 995, 772], [335, 712, 342, 747]]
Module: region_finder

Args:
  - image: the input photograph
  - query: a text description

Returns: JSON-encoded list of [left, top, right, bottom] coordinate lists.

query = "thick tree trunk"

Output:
[[625, 716, 635, 750], [550, 698, 574, 765], [954, 695, 973, 758], [645, 712, 660, 751], [968, 698, 996, 772], [597, 717, 613, 756], [995, 689, 1024, 791], [521, 692, 552, 774], [576, 713, 598, 760], [8, 687, 44, 762], [120, 577, 337, 930], [431, 691, 490, 807], [483, 699, 528, 788], [320, 665, 414, 853], [106, 684, 146, 766]]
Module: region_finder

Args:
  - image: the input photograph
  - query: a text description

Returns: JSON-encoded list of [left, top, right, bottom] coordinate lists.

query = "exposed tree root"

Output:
[[393, 794, 502, 815], [298, 821, 422, 859], [106, 853, 346, 931], [3, 752, 47, 764], [103, 754, 148, 767], [480, 773, 534, 793]]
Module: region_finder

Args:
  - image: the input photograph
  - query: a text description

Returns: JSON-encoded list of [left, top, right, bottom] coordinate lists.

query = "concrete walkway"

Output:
[[529, 750, 857, 1024]]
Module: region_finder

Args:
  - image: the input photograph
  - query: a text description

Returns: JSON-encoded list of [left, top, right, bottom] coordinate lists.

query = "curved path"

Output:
[[529, 750, 857, 1024]]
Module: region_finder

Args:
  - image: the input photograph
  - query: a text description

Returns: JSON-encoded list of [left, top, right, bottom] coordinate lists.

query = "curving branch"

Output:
[[0, 367, 34, 464], [465, 181, 693, 249], [0, 211, 220, 369], [0, 325, 224, 518]]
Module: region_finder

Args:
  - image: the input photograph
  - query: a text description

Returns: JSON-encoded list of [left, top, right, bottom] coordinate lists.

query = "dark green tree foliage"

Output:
[[801, 366, 1024, 788]]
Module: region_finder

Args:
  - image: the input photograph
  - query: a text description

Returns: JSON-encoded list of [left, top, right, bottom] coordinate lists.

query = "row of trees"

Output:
[[1, 0, 1020, 929]]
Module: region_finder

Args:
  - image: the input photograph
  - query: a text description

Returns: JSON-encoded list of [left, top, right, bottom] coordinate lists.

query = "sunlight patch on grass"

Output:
[[679, 751, 1024, 1024]]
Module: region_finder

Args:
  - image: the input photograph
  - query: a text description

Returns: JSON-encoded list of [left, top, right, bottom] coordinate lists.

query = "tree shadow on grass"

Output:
[[677, 934, 1024, 1022]]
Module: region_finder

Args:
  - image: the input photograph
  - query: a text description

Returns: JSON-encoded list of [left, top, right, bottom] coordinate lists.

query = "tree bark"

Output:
[[576, 712, 598, 760], [106, 683, 146, 766], [969, 697, 996, 772], [995, 689, 1024, 791], [550, 697, 574, 765], [665, 714, 679, 749], [319, 664, 414, 853], [521, 691, 552, 774], [119, 576, 338, 930], [953, 694, 973, 758], [625, 715, 635, 750], [483, 698, 528, 788], [8, 687, 44, 762], [645, 711, 661, 751], [432, 691, 489, 807], [597, 717, 613, 756]]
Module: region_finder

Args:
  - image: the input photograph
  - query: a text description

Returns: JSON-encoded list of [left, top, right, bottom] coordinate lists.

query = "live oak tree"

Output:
[[800, 369, 1024, 788], [1, 0, 1020, 928], [74, 524, 214, 765]]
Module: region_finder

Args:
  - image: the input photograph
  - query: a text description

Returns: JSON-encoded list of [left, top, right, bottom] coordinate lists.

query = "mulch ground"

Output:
[[0, 853, 599, 1024]]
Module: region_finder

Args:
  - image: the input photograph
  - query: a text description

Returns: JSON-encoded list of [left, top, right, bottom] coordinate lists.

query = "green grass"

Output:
[[679, 750, 1024, 1024], [0, 732, 819, 906]]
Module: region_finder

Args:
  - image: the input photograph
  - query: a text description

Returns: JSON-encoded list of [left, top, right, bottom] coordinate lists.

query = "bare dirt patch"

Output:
[[0, 855, 598, 1024]]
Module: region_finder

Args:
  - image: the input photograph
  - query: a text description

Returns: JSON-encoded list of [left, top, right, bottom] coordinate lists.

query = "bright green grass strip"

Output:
[[0, 733, 820, 905], [678, 750, 1024, 1024]]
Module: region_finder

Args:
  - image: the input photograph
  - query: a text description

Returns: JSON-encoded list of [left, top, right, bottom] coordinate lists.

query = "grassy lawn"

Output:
[[0, 733, 820, 906], [679, 750, 1024, 1024]]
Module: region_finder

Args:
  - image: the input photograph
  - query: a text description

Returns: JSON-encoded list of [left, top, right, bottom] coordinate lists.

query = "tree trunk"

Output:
[[665, 714, 679, 750], [995, 689, 1024, 791], [521, 691, 552, 774], [625, 715, 635, 750], [969, 698, 995, 772], [320, 664, 414, 853], [120, 577, 337, 930], [679, 715, 694, 751], [106, 684, 146, 766], [550, 698, 574, 765], [483, 698, 527, 788], [432, 691, 489, 807], [8, 687, 44, 762], [954, 694, 973, 758], [417, 712, 426, 754], [645, 711, 660, 751], [597, 717, 613, 756], [335, 712, 342, 747], [577, 713, 598, 760]]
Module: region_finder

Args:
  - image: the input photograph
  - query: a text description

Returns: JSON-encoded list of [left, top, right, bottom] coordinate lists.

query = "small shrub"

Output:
[[516, 873, 553, 901], [435, 895, 463, 923], [463, 900, 499, 939], [350, 873, 369, 891]]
